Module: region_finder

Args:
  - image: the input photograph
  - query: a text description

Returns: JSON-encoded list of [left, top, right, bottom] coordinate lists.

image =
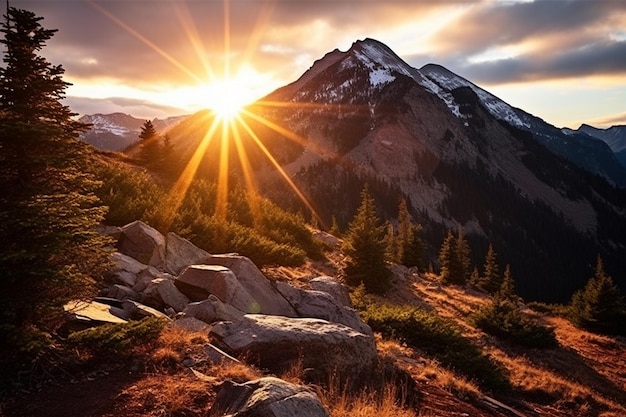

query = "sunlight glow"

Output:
[[88, 0, 329, 230]]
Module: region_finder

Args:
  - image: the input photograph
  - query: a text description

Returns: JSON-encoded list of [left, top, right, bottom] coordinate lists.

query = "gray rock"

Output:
[[64, 300, 129, 324], [122, 299, 171, 321], [276, 282, 372, 336], [208, 254, 296, 316], [309, 276, 352, 307], [117, 220, 166, 267], [142, 278, 190, 312], [171, 317, 211, 333], [209, 377, 329, 417], [210, 314, 377, 378], [182, 295, 245, 324], [106, 284, 139, 301], [175, 265, 259, 313], [164, 232, 210, 275]]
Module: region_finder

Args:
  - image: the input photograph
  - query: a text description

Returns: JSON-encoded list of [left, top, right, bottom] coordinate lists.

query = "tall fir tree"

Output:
[[570, 256, 625, 334], [438, 229, 471, 285], [342, 187, 391, 294], [0, 7, 110, 359]]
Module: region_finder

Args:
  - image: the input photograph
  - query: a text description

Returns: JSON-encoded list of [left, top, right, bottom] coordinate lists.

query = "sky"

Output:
[[5, 0, 626, 129]]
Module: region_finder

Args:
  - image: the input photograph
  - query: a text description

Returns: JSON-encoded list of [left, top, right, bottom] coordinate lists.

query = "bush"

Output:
[[471, 300, 558, 349], [68, 317, 168, 356], [360, 304, 509, 391]]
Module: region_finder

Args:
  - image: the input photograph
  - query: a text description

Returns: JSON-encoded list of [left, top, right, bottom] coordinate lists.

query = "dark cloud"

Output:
[[450, 39, 626, 85]]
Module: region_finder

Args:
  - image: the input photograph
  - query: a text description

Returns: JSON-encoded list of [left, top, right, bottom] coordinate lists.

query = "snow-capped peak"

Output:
[[420, 64, 530, 129]]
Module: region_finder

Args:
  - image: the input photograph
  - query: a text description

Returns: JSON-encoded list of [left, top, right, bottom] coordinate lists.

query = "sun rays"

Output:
[[88, 0, 343, 231]]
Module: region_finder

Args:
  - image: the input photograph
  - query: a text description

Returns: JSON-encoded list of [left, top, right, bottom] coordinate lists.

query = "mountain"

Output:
[[78, 113, 187, 151], [166, 38, 626, 303], [569, 124, 626, 168]]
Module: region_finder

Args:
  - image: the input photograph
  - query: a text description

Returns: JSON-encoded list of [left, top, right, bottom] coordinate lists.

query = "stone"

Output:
[[122, 299, 171, 321], [309, 276, 352, 307], [107, 284, 139, 301], [132, 266, 163, 293], [171, 317, 211, 333], [175, 265, 259, 313], [182, 295, 244, 324], [276, 282, 372, 336], [208, 254, 296, 316], [164, 232, 210, 275], [117, 220, 166, 267], [142, 278, 190, 312], [210, 314, 377, 378], [64, 300, 128, 324], [209, 377, 329, 417], [111, 252, 147, 275]]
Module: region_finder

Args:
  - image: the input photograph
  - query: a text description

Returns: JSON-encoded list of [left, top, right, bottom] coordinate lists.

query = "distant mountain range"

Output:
[[78, 113, 187, 151], [86, 38, 626, 303], [564, 124, 626, 168]]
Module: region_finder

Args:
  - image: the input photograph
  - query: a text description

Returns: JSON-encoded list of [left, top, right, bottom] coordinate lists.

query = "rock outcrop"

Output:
[[210, 314, 377, 378], [209, 377, 330, 417]]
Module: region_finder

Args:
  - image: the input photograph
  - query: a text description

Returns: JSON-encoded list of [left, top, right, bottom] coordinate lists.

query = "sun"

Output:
[[203, 78, 254, 121]]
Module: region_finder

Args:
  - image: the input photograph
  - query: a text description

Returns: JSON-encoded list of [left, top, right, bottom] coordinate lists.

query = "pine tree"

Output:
[[476, 244, 501, 294], [570, 256, 625, 334], [329, 215, 341, 236], [137, 120, 162, 167], [0, 7, 110, 359], [438, 229, 471, 285], [160, 134, 182, 178], [342, 187, 391, 294]]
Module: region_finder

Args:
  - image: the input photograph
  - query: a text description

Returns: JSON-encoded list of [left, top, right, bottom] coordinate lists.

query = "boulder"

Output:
[[122, 299, 171, 321], [64, 300, 129, 324], [208, 254, 296, 316], [164, 232, 211, 275], [171, 317, 211, 333], [142, 278, 190, 312], [276, 282, 372, 336], [106, 284, 139, 301], [175, 265, 259, 313], [182, 295, 245, 324], [210, 315, 377, 378], [110, 252, 148, 287], [209, 377, 329, 417], [309, 276, 352, 307], [117, 220, 166, 267], [132, 266, 165, 293]]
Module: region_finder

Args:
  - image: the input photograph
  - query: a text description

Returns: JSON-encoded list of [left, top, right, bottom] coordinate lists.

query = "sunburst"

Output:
[[88, 0, 340, 230]]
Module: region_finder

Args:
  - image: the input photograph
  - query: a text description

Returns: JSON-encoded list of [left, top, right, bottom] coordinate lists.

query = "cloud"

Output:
[[587, 112, 626, 129], [428, 0, 626, 83], [65, 96, 187, 119]]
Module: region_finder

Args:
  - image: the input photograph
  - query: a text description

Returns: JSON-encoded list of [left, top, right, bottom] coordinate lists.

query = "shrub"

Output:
[[360, 304, 509, 391], [471, 300, 558, 348], [68, 317, 168, 356]]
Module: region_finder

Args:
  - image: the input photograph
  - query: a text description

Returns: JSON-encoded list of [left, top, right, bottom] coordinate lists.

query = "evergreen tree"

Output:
[[383, 220, 398, 263], [402, 224, 424, 269], [570, 256, 625, 334], [471, 265, 557, 348], [396, 198, 411, 262], [342, 187, 391, 294], [159, 134, 182, 178], [439, 229, 471, 285], [0, 7, 110, 359], [329, 215, 341, 236], [475, 244, 501, 294], [137, 120, 162, 167]]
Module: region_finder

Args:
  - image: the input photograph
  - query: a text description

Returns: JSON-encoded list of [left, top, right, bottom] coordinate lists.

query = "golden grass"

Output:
[[318, 379, 418, 417]]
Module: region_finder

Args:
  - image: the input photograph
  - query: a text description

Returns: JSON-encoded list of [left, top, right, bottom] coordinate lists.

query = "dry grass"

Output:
[[318, 378, 418, 417]]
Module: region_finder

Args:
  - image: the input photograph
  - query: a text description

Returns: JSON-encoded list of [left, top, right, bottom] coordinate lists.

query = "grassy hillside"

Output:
[[4, 236, 626, 417]]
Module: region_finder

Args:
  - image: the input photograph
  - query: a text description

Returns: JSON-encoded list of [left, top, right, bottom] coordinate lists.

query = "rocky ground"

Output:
[[3, 224, 626, 417]]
